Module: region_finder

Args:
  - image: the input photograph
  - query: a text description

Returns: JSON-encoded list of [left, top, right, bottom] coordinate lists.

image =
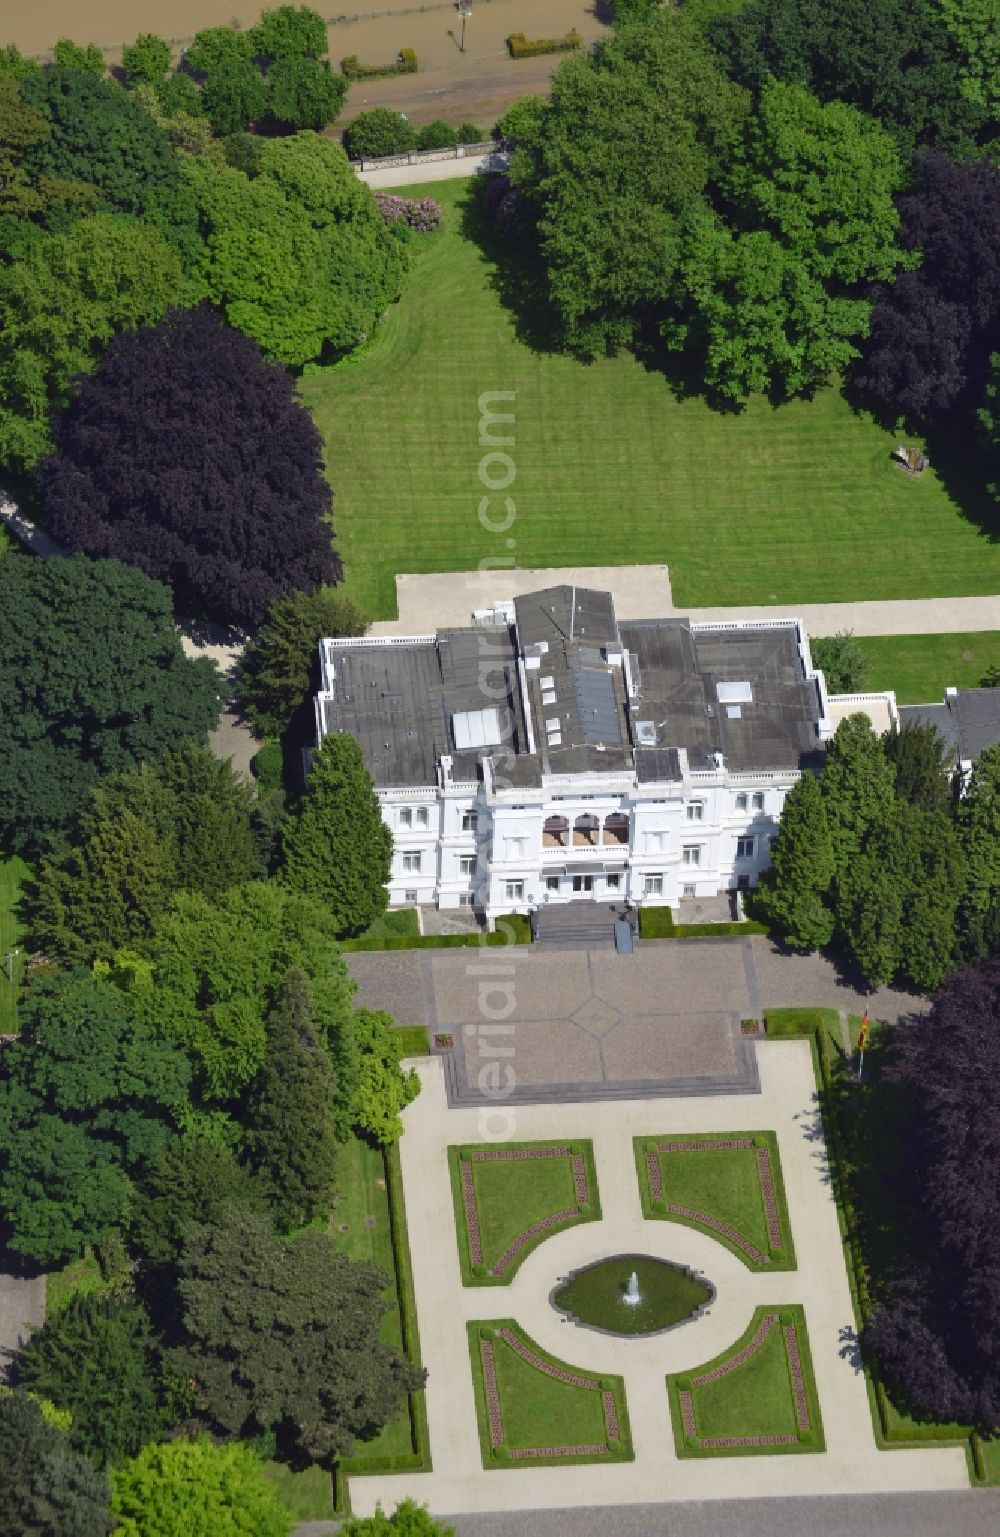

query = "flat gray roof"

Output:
[[899, 689, 1000, 763]]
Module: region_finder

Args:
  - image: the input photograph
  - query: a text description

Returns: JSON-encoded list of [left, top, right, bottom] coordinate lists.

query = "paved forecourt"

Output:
[[345, 1047, 968, 1518]]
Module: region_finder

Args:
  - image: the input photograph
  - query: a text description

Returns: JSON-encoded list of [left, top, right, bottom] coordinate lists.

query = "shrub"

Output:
[[457, 121, 484, 142], [343, 106, 415, 159], [415, 119, 457, 150], [253, 742, 284, 791], [341, 49, 418, 81], [608, 1436, 624, 1452], [374, 193, 443, 231], [507, 29, 582, 58]]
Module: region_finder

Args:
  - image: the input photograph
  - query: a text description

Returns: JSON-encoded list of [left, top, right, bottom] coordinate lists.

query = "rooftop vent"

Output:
[[452, 707, 502, 750], [726, 705, 742, 719], [717, 681, 753, 705], [635, 720, 657, 747]]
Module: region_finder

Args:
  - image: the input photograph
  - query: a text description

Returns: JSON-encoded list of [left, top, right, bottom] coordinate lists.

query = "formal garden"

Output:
[[667, 1305, 824, 1457], [635, 1131, 795, 1270], [467, 1320, 632, 1468], [449, 1140, 600, 1284]]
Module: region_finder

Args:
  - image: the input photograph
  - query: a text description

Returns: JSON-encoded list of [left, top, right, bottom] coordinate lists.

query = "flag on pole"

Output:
[[858, 1011, 869, 1052]]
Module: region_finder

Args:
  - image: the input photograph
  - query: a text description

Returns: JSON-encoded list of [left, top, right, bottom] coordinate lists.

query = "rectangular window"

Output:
[[459, 856, 476, 877], [752, 792, 765, 811], [683, 884, 696, 899], [505, 880, 524, 901], [398, 808, 412, 829], [735, 793, 748, 812], [458, 892, 473, 907], [606, 874, 621, 891], [404, 889, 418, 903], [682, 845, 702, 867], [769, 834, 779, 852], [402, 852, 421, 873], [736, 836, 755, 860], [545, 876, 560, 891], [686, 802, 704, 822], [644, 875, 663, 896], [737, 874, 751, 892], [462, 811, 478, 833], [415, 806, 429, 828]]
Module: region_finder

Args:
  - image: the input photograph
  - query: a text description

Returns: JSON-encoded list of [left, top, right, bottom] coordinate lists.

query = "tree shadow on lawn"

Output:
[[841, 373, 1000, 548]]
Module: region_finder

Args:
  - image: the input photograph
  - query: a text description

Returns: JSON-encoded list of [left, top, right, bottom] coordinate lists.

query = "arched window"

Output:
[[543, 815, 569, 848], [603, 812, 629, 846], [573, 813, 600, 847]]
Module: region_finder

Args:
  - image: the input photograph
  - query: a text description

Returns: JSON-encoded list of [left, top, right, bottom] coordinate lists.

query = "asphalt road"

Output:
[[297, 1490, 1000, 1537]]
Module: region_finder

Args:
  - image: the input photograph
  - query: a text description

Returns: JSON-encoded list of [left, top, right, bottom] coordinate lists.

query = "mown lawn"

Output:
[[857, 630, 1000, 703], [0, 855, 28, 1035], [449, 1141, 599, 1282], [658, 1142, 776, 1260], [302, 179, 1000, 621]]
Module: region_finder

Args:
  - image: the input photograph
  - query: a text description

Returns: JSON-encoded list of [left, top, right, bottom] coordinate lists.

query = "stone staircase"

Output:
[[533, 902, 621, 950]]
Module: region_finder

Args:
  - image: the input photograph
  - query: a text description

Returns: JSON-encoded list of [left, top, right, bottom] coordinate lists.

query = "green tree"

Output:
[[19, 67, 198, 248], [185, 26, 255, 77], [29, 743, 259, 965], [898, 805, 964, 991], [353, 1009, 420, 1144], [184, 134, 408, 366], [127, 1137, 263, 1273], [676, 80, 904, 398], [343, 107, 416, 159], [753, 772, 835, 948], [810, 631, 871, 693], [202, 58, 269, 135], [0, 971, 192, 1264], [0, 1390, 112, 1537], [111, 1437, 292, 1537], [280, 734, 392, 936], [508, 11, 747, 355], [933, 0, 1000, 115], [0, 213, 187, 472], [238, 586, 369, 738], [268, 56, 346, 130], [0, 76, 59, 218], [0, 44, 41, 82], [0, 556, 221, 852], [836, 804, 913, 986], [171, 1207, 424, 1461], [252, 5, 329, 59], [415, 120, 457, 150], [243, 969, 339, 1227], [819, 712, 897, 879], [52, 39, 106, 77], [121, 35, 172, 87], [16, 1294, 163, 1469], [340, 1505, 455, 1537], [955, 743, 1000, 960], [131, 880, 357, 1106], [885, 719, 953, 814]]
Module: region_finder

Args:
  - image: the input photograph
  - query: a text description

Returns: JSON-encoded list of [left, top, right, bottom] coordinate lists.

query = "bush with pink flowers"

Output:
[[374, 192, 443, 232]]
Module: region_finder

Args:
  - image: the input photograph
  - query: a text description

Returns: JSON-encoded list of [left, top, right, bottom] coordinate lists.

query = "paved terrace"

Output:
[[347, 937, 923, 1107]]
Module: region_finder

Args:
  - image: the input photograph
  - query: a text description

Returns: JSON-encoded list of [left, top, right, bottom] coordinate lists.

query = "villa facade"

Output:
[[314, 586, 836, 921]]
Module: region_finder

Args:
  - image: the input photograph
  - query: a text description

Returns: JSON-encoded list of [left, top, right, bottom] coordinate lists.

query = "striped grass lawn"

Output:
[[0, 855, 28, 1034], [857, 630, 1000, 703], [301, 178, 1000, 621]]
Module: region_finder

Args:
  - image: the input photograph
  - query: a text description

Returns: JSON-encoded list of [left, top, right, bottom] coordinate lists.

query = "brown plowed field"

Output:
[[5, 0, 609, 127]]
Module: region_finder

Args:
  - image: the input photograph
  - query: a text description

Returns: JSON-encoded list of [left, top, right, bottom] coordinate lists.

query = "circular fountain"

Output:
[[551, 1253, 714, 1337]]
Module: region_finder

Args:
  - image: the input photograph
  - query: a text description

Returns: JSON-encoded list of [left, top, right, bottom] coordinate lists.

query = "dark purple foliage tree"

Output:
[[41, 307, 338, 628], [863, 961, 1000, 1428], [855, 152, 1000, 420]]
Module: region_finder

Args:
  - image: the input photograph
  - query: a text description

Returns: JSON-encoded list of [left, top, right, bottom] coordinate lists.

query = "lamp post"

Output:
[[5, 947, 19, 984], [458, 4, 471, 52]]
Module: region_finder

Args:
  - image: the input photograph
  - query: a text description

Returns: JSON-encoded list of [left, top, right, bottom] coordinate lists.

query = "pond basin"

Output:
[[551, 1253, 715, 1337]]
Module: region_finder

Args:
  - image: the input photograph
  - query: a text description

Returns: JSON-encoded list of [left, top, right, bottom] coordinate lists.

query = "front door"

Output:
[[572, 875, 594, 894]]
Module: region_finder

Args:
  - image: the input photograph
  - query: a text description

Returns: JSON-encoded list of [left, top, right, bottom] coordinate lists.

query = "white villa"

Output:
[[314, 585, 841, 923]]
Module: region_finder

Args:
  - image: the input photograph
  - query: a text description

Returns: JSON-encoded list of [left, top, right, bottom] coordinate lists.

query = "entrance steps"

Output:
[[533, 902, 621, 950]]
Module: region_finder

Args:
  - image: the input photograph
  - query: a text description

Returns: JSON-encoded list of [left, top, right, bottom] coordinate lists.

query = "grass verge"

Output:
[[467, 1319, 632, 1468], [0, 855, 29, 1034], [635, 1130, 795, 1270], [667, 1304, 824, 1457], [857, 631, 999, 704], [449, 1140, 600, 1284]]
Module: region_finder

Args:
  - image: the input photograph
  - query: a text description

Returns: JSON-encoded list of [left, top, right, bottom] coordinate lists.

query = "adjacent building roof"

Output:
[[316, 586, 827, 788], [899, 688, 1000, 764]]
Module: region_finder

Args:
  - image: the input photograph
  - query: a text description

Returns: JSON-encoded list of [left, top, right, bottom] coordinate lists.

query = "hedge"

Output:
[[252, 741, 283, 791], [341, 47, 417, 80], [339, 914, 531, 951], [638, 908, 768, 940], [507, 28, 582, 58]]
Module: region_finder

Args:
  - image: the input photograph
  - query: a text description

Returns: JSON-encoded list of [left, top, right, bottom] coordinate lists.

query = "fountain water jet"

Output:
[[623, 1270, 641, 1306]]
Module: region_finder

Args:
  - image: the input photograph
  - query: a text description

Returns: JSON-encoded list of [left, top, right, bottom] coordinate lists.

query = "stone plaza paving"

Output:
[[345, 1046, 969, 1519]]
